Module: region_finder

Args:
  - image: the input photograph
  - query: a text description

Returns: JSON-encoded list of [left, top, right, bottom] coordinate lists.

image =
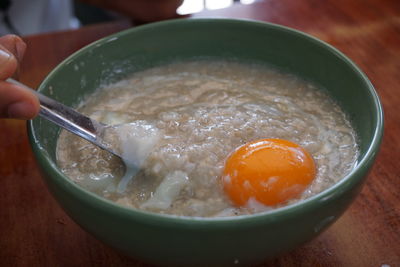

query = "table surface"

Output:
[[1, 0, 399, 266]]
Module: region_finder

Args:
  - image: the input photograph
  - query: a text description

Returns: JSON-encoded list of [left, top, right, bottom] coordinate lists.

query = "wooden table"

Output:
[[1, 0, 399, 266]]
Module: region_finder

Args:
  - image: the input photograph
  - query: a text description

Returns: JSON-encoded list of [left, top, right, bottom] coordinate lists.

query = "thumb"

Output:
[[0, 81, 40, 119]]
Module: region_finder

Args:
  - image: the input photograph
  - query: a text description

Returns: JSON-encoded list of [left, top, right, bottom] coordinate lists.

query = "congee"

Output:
[[56, 60, 358, 217]]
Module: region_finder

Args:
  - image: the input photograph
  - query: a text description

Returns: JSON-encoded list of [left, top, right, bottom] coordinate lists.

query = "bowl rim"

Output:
[[28, 18, 384, 226]]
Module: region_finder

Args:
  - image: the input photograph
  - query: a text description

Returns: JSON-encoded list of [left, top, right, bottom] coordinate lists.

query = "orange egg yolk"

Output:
[[222, 138, 316, 207]]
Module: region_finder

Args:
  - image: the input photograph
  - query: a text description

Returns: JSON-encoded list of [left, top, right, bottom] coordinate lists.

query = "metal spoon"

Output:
[[9, 79, 162, 192], [8, 78, 124, 159]]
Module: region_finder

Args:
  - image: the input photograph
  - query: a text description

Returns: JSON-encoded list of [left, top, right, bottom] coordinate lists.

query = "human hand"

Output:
[[0, 35, 39, 119]]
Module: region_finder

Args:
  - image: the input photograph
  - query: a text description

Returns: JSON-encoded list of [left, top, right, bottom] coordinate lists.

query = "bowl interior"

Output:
[[30, 18, 382, 214]]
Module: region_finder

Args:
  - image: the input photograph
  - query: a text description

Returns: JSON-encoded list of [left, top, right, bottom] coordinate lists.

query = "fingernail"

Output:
[[15, 39, 26, 61], [0, 49, 11, 65], [7, 101, 36, 120]]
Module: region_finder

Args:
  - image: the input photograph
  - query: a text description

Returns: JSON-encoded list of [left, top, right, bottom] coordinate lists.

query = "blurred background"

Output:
[[0, 0, 258, 36], [75, 0, 257, 25]]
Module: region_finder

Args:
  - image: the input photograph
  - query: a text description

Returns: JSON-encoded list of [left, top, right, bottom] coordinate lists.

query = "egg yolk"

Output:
[[222, 138, 316, 207]]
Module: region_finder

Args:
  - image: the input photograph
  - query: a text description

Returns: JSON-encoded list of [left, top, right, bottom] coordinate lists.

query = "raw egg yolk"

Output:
[[222, 138, 316, 207]]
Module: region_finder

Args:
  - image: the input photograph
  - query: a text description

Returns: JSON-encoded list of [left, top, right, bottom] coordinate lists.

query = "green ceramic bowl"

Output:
[[28, 19, 383, 266]]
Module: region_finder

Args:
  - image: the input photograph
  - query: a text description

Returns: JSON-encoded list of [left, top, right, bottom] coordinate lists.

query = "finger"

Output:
[[0, 34, 26, 61], [0, 81, 40, 119], [0, 44, 18, 80]]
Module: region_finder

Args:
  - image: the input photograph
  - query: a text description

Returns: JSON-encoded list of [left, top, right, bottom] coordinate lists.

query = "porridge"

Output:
[[56, 60, 358, 217]]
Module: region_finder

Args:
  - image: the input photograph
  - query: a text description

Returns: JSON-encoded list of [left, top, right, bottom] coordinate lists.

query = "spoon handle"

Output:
[[7, 78, 115, 155]]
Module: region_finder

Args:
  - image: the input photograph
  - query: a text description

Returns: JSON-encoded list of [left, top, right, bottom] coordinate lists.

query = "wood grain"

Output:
[[1, 1, 399, 266]]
